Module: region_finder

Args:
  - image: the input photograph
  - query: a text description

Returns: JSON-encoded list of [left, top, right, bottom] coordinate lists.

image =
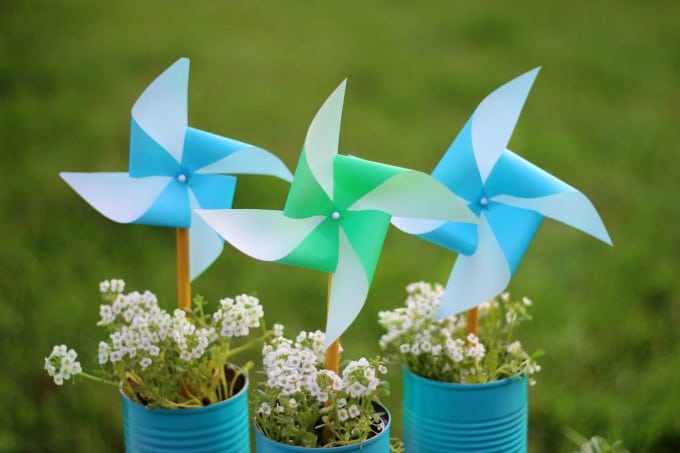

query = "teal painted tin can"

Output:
[[403, 367, 527, 453], [254, 402, 391, 453], [121, 373, 250, 453]]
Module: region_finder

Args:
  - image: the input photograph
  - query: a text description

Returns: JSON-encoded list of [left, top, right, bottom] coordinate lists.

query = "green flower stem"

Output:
[[77, 372, 119, 388]]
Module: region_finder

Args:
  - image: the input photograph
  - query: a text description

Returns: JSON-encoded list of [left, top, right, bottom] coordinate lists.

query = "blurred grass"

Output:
[[1, 0, 678, 451]]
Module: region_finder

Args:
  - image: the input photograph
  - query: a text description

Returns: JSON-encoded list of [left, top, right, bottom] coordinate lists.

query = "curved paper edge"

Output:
[[390, 217, 447, 235], [493, 192, 612, 245], [131, 58, 189, 164], [435, 214, 511, 319], [195, 209, 325, 261], [187, 193, 224, 280], [323, 229, 369, 349], [349, 171, 477, 223], [471, 68, 540, 183], [60, 172, 170, 223], [304, 80, 347, 200], [197, 146, 293, 182]]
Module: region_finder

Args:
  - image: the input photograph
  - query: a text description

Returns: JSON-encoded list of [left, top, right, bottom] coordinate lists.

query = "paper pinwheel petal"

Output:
[[325, 229, 369, 349], [131, 58, 188, 163], [199, 81, 476, 348], [60, 58, 292, 280], [408, 68, 612, 318], [60, 172, 170, 223], [195, 209, 326, 261]]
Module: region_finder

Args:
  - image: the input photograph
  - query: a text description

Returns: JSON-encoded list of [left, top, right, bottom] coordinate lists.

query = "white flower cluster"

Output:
[[93, 280, 266, 370], [256, 327, 389, 447], [378, 281, 465, 350], [212, 294, 263, 337], [99, 278, 125, 294], [44, 345, 82, 385], [379, 282, 541, 384], [261, 330, 334, 400], [172, 309, 217, 362], [260, 329, 386, 410], [46, 279, 269, 408]]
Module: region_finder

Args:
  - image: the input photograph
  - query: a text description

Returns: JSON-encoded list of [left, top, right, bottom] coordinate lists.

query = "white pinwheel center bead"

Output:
[[479, 197, 489, 206], [331, 211, 341, 220], [177, 173, 188, 183]]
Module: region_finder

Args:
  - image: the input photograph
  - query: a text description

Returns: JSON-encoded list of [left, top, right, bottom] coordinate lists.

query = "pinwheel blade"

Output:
[[324, 229, 369, 349], [304, 80, 346, 200], [195, 209, 325, 262], [496, 192, 612, 245], [488, 151, 612, 245], [60, 172, 170, 224], [436, 214, 511, 319], [131, 58, 188, 164], [471, 67, 539, 183], [351, 170, 477, 224], [188, 193, 225, 280], [197, 146, 293, 182]]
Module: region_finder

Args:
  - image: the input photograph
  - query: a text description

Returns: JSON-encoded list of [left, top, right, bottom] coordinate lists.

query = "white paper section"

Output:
[[471, 68, 539, 183], [60, 172, 170, 223], [131, 58, 188, 164], [304, 80, 346, 200], [324, 229, 369, 349], [390, 217, 447, 234], [493, 192, 612, 245], [195, 209, 325, 261], [197, 146, 293, 182], [187, 192, 224, 280], [436, 214, 511, 319], [349, 171, 477, 223]]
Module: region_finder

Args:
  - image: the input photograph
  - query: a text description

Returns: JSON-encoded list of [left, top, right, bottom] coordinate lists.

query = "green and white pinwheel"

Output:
[[197, 81, 476, 348]]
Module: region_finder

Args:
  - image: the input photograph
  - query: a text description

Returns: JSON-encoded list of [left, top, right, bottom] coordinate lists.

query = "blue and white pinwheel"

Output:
[[197, 81, 476, 348], [399, 68, 612, 318], [60, 58, 293, 279]]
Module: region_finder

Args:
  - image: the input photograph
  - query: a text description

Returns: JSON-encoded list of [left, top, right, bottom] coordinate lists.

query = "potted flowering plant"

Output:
[[44, 279, 271, 452], [378, 281, 541, 452], [252, 326, 392, 452]]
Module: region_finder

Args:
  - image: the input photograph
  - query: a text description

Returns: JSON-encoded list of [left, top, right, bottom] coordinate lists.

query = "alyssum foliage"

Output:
[[44, 279, 270, 408], [379, 281, 542, 384], [254, 326, 390, 448]]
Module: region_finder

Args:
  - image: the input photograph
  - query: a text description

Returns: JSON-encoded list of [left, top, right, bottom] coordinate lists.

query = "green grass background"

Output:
[[1, 1, 678, 451]]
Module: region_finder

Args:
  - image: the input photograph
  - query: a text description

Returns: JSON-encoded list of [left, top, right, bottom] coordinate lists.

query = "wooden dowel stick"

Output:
[[176, 228, 191, 311], [324, 273, 341, 374], [466, 306, 479, 338]]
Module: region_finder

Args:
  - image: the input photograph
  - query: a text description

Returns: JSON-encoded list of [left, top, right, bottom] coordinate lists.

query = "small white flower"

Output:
[[338, 408, 349, 422], [378, 364, 388, 375], [110, 279, 125, 293], [258, 402, 272, 415], [99, 280, 111, 293], [45, 345, 81, 385], [337, 398, 347, 408], [288, 398, 297, 408], [522, 296, 533, 306], [399, 344, 410, 354], [139, 357, 152, 370], [348, 404, 360, 419], [507, 341, 522, 355]]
